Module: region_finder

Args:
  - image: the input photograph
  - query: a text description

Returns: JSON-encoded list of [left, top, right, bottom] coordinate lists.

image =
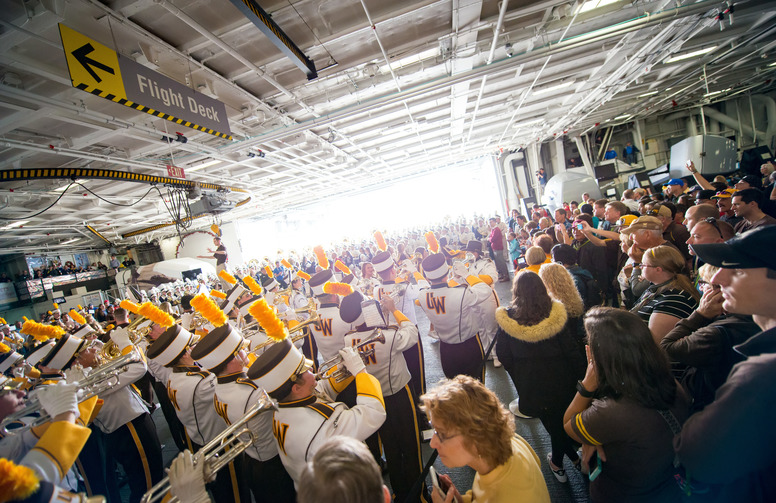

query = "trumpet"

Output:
[[140, 390, 277, 503], [315, 329, 386, 382], [0, 346, 142, 435], [249, 311, 321, 353]]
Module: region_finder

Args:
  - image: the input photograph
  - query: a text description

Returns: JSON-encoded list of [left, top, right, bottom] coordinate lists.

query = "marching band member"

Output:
[[417, 253, 494, 381], [307, 270, 352, 363], [190, 322, 295, 503], [372, 250, 426, 397], [247, 337, 386, 486], [39, 326, 163, 503], [339, 292, 427, 503], [146, 324, 244, 503], [359, 262, 379, 294]]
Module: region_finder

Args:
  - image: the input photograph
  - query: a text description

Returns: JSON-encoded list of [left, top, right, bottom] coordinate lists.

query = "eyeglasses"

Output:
[[703, 217, 723, 238], [636, 263, 658, 269], [433, 429, 460, 443]]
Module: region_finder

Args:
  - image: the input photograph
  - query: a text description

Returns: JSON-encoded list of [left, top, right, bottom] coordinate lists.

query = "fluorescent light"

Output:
[[638, 90, 658, 97], [615, 114, 631, 120], [513, 118, 543, 128], [532, 80, 575, 95], [768, 61, 776, 67], [576, 0, 620, 14], [60, 238, 80, 245], [1, 221, 28, 230], [664, 46, 716, 64], [187, 160, 222, 172], [704, 88, 729, 97]]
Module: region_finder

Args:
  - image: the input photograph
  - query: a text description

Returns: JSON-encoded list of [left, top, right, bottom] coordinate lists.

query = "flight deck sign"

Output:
[[58, 24, 232, 140]]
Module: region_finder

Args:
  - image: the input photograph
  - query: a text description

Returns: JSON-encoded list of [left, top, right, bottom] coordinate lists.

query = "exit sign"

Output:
[[166, 165, 186, 179]]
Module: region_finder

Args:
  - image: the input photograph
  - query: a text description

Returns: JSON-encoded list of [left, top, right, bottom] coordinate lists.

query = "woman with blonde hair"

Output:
[[540, 262, 586, 344], [631, 245, 700, 344], [422, 375, 550, 502]]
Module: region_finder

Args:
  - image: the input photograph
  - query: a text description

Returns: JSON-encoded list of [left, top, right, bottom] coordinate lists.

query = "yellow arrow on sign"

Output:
[[59, 24, 127, 100]]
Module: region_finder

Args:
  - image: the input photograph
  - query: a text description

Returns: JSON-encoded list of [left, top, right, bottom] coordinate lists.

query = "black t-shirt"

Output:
[[216, 244, 227, 265]]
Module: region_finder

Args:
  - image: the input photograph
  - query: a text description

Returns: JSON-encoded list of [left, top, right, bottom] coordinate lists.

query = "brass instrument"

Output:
[[249, 311, 321, 354], [101, 315, 148, 359], [0, 347, 142, 435], [293, 298, 317, 314], [270, 286, 293, 305], [315, 329, 386, 382], [140, 390, 277, 503]]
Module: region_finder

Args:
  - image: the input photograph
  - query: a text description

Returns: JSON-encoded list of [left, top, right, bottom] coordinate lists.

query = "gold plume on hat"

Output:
[[281, 259, 292, 268], [334, 260, 352, 275], [425, 231, 440, 253], [297, 271, 311, 281], [210, 290, 227, 300], [138, 302, 175, 328], [120, 300, 141, 314], [69, 309, 86, 326], [191, 293, 227, 327], [313, 245, 329, 269], [243, 275, 262, 295], [374, 231, 387, 252], [323, 281, 354, 297], [248, 298, 287, 342], [218, 270, 237, 285], [264, 265, 273, 278]]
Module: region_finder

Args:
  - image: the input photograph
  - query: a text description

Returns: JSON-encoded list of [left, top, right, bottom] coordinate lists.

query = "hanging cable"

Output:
[[0, 182, 75, 220], [74, 181, 156, 207]]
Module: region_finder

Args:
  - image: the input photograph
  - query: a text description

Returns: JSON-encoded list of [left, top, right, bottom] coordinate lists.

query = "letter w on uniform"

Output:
[[213, 397, 230, 425], [273, 419, 290, 455], [319, 318, 333, 336], [426, 293, 446, 314]]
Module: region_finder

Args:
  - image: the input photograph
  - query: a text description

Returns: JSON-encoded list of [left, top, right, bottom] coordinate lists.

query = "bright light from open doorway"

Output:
[[238, 158, 503, 260]]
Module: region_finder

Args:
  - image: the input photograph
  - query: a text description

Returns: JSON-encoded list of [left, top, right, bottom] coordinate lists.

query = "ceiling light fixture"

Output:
[[614, 114, 632, 120], [60, 238, 80, 245], [638, 90, 658, 97], [1, 221, 29, 230], [187, 160, 221, 172], [664, 46, 716, 64], [532, 80, 576, 95]]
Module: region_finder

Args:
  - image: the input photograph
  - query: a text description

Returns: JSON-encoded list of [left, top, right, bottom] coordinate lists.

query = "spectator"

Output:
[[730, 188, 776, 234], [623, 141, 640, 164], [539, 262, 586, 342], [495, 272, 583, 483], [660, 264, 760, 411], [664, 179, 687, 203], [652, 204, 691, 260], [630, 245, 700, 344], [604, 147, 617, 160], [552, 243, 604, 311], [488, 218, 510, 282], [712, 190, 743, 228], [602, 201, 629, 231], [109, 255, 120, 270], [564, 307, 690, 503], [523, 246, 548, 274], [422, 375, 551, 502], [507, 231, 521, 268], [0, 273, 10, 283], [675, 226, 776, 502], [621, 189, 640, 213]]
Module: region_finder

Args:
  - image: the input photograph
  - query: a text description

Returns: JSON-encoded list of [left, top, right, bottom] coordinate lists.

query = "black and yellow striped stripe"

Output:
[[74, 82, 232, 140], [85, 224, 111, 244]]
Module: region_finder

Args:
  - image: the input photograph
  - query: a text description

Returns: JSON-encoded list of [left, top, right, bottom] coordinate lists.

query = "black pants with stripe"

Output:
[[439, 335, 485, 382], [242, 454, 296, 503], [191, 441, 251, 503], [403, 338, 426, 399], [151, 377, 188, 452], [104, 413, 164, 503], [380, 385, 428, 503], [76, 425, 120, 503]]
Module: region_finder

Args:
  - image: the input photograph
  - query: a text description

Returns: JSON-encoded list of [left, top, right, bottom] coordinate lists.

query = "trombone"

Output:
[[140, 390, 277, 503], [0, 347, 142, 435], [315, 329, 386, 383]]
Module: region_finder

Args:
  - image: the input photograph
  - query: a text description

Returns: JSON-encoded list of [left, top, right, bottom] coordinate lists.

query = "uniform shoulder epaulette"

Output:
[[306, 402, 335, 419], [236, 377, 258, 389], [186, 370, 209, 379]]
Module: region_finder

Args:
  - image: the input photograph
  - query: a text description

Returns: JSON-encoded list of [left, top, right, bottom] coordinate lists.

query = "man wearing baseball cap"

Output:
[[664, 178, 687, 203], [675, 226, 776, 502]]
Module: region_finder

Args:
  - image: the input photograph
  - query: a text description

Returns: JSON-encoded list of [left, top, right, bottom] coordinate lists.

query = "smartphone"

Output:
[[589, 453, 603, 481], [576, 223, 584, 230], [429, 466, 447, 498]]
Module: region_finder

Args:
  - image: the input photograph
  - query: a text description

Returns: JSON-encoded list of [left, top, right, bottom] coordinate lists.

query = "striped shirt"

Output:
[[635, 287, 698, 322]]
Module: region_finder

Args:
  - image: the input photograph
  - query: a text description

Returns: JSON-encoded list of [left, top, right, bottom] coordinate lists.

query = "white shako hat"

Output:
[[247, 338, 312, 400], [190, 323, 244, 371], [372, 251, 394, 273], [0, 350, 24, 375], [26, 340, 56, 367], [146, 324, 194, 367], [38, 333, 87, 370], [308, 269, 334, 297], [421, 253, 449, 281], [261, 275, 280, 292]]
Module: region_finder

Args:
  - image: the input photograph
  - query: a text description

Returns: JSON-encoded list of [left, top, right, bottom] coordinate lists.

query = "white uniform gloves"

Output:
[[338, 347, 366, 376], [109, 326, 133, 352], [168, 450, 211, 503], [36, 382, 80, 420]]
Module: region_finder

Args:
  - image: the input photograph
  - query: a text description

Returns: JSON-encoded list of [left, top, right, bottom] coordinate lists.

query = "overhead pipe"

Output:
[[230, 0, 723, 151], [465, 0, 509, 144]]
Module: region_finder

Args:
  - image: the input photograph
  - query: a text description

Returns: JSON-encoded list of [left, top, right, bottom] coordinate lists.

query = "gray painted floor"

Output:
[[150, 272, 591, 502]]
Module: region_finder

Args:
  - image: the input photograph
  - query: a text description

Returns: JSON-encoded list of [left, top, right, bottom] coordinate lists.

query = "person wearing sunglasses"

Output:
[[422, 375, 550, 503]]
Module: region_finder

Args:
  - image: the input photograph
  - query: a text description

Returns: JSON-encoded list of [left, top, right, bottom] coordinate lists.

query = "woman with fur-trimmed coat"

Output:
[[496, 271, 583, 483]]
